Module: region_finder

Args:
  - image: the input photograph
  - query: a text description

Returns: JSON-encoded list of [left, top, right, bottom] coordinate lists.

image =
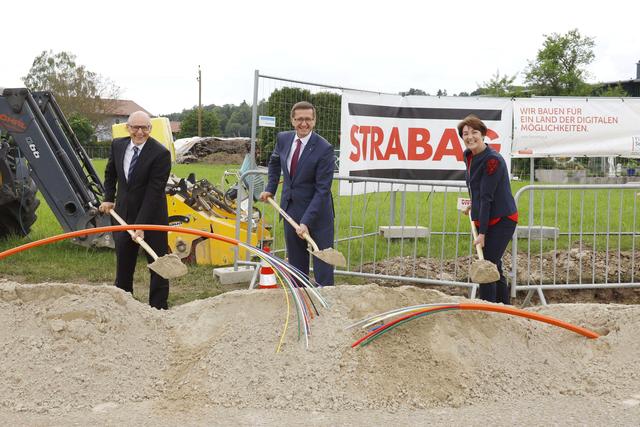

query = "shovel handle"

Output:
[[109, 209, 159, 261], [468, 213, 485, 261], [266, 197, 320, 251]]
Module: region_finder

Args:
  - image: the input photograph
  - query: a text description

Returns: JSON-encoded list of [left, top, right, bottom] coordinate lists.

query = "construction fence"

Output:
[[239, 170, 640, 302], [236, 72, 640, 303]]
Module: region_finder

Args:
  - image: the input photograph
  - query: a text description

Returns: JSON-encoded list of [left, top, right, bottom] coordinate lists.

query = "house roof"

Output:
[[170, 121, 181, 134], [600, 78, 640, 85], [599, 61, 640, 93], [102, 99, 152, 117]]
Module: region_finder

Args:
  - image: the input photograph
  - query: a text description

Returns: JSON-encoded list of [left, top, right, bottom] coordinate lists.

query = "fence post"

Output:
[[529, 157, 534, 226], [245, 70, 260, 257], [390, 191, 396, 225]]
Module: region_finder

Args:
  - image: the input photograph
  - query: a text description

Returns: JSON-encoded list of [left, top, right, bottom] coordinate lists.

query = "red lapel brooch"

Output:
[[486, 158, 499, 175]]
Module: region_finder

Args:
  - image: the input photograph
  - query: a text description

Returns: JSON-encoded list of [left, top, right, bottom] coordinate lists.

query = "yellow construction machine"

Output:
[[165, 173, 271, 265]]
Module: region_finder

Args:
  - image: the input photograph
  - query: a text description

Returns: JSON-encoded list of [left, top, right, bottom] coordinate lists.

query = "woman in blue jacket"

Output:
[[459, 115, 518, 304]]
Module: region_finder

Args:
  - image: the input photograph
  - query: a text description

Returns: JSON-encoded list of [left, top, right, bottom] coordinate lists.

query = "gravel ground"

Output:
[[1, 280, 638, 426]]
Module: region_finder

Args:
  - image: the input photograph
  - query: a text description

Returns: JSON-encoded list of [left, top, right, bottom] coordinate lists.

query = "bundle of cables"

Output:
[[0, 224, 330, 353], [251, 246, 330, 352], [347, 302, 600, 349]]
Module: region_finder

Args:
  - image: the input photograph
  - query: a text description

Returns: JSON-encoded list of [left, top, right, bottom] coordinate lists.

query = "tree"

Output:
[[399, 88, 428, 96], [224, 102, 252, 137], [476, 70, 518, 97], [436, 89, 448, 96], [67, 113, 95, 145], [590, 83, 629, 97], [524, 29, 595, 96], [212, 104, 235, 134], [311, 91, 341, 149], [22, 50, 121, 129], [178, 108, 220, 138]]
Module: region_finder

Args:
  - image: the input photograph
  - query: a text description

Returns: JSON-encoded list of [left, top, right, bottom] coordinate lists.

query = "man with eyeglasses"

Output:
[[99, 111, 172, 309], [259, 101, 336, 287]]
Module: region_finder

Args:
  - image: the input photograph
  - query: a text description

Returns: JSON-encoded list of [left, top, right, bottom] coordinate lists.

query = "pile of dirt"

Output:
[[1, 279, 639, 424], [0, 282, 170, 413], [178, 137, 249, 164]]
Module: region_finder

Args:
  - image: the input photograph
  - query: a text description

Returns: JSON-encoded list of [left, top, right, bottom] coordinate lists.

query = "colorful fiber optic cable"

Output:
[[348, 302, 600, 349]]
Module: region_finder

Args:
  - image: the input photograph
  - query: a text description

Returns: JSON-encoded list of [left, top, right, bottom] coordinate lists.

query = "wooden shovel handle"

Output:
[[109, 209, 159, 261], [266, 197, 320, 251], [468, 213, 485, 261]]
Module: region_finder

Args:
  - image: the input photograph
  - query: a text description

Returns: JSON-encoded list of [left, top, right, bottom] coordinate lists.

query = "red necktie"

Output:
[[289, 139, 302, 177]]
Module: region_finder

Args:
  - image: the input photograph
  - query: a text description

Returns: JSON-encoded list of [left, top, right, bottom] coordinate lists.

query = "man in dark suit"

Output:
[[99, 111, 172, 309], [259, 101, 336, 286]]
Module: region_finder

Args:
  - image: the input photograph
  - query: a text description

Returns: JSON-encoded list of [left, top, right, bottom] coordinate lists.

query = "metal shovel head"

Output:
[[148, 254, 188, 279], [308, 247, 347, 267], [470, 260, 500, 284]]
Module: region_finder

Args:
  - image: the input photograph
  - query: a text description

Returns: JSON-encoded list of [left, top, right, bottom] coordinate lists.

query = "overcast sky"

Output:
[[2, 0, 638, 116]]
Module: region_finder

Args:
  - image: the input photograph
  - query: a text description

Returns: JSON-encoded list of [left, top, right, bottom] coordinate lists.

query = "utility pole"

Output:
[[197, 65, 202, 137]]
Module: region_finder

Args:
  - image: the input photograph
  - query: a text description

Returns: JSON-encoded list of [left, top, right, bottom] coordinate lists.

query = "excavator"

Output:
[[0, 87, 270, 264]]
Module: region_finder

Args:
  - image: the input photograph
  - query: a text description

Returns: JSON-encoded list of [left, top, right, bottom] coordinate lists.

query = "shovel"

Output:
[[266, 197, 346, 267], [109, 209, 188, 279], [468, 213, 500, 284]]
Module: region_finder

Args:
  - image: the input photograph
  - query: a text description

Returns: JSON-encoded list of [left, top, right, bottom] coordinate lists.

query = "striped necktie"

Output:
[[128, 146, 139, 180]]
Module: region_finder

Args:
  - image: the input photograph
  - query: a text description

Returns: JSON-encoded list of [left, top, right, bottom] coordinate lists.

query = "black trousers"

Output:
[[478, 218, 517, 304], [114, 230, 169, 309]]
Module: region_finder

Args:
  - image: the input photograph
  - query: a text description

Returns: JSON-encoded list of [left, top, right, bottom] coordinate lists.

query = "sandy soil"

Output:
[[1, 279, 639, 426]]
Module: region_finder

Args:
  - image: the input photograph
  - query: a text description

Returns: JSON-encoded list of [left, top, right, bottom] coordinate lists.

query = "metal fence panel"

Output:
[[512, 183, 640, 304], [241, 170, 479, 296]]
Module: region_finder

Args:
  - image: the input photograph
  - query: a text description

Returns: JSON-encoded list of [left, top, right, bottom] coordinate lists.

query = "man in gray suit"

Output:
[[259, 101, 336, 286]]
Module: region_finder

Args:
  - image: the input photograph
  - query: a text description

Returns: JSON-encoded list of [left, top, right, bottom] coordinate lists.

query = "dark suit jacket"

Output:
[[464, 145, 517, 234], [265, 130, 335, 228], [104, 136, 171, 225]]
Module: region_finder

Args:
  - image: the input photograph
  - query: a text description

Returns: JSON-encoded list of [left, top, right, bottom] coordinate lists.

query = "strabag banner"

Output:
[[512, 98, 640, 157], [339, 91, 513, 195]]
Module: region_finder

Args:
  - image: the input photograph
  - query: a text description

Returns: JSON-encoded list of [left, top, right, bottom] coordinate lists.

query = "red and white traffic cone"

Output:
[[258, 246, 278, 289]]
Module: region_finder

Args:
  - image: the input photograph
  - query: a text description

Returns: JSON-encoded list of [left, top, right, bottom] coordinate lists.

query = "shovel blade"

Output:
[[309, 248, 347, 267], [470, 260, 500, 284], [148, 254, 188, 279]]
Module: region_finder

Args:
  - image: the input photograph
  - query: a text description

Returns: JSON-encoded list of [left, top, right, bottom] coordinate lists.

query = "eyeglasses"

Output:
[[292, 117, 315, 124], [128, 125, 151, 132]]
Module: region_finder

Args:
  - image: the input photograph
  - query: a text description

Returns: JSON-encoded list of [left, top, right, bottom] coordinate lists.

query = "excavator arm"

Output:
[[0, 88, 113, 247]]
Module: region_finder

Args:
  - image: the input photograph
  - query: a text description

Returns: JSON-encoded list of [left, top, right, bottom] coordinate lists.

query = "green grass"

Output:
[[2, 160, 638, 307]]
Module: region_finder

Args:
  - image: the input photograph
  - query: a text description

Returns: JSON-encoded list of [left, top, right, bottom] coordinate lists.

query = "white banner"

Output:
[[339, 91, 513, 195], [512, 98, 640, 157]]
